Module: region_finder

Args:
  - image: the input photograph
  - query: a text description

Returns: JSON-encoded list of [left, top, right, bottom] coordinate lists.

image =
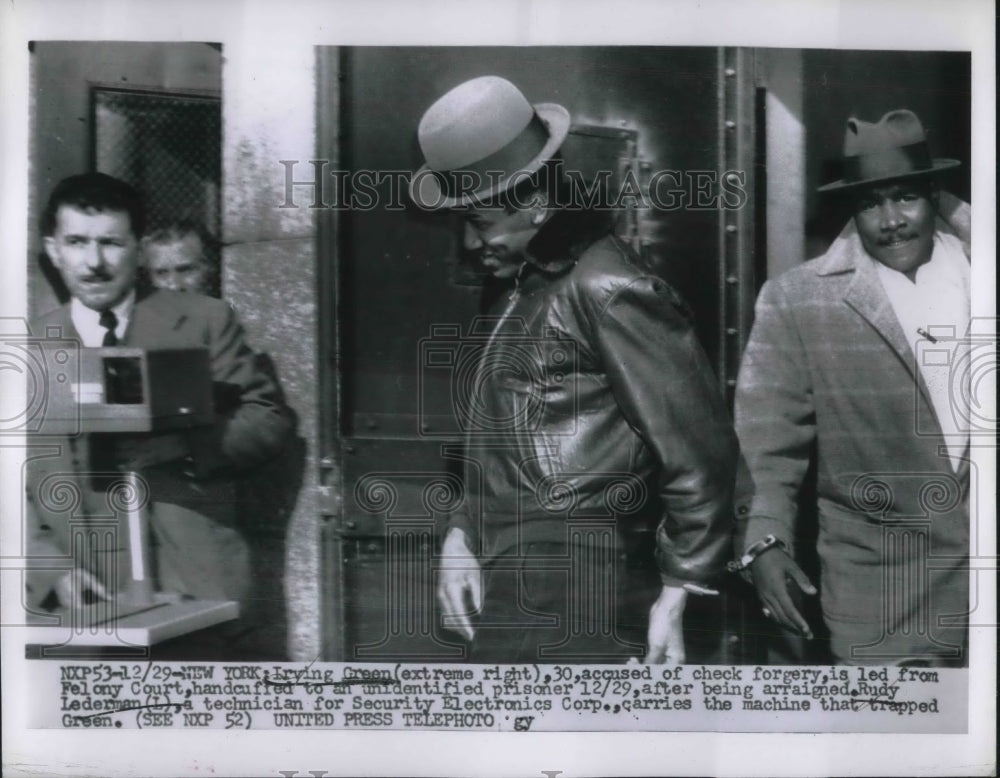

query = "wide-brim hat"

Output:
[[818, 109, 960, 192], [410, 76, 571, 210]]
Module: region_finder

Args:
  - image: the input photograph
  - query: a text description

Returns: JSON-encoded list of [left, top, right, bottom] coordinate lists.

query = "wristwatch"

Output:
[[727, 534, 786, 573]]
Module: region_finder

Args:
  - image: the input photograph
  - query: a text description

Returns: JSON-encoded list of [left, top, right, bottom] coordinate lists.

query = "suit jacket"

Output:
[[735, 204, 971, 664], [26, 287, 292, 606]]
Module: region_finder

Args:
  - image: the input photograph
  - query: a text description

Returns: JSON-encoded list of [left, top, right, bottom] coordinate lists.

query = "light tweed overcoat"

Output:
[[735, 197, 972, 665]]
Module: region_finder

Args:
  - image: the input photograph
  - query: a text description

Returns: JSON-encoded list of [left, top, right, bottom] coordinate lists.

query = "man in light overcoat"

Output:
[[734, 109, 972, 666]]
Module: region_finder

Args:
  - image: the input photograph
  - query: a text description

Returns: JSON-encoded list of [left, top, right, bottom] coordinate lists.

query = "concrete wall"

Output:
[[221, 41, 320, 662], [29, 42, 221, 317]]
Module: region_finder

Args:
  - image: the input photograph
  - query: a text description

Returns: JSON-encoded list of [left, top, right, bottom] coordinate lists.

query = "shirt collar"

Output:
[[70, 289, 136, 345]]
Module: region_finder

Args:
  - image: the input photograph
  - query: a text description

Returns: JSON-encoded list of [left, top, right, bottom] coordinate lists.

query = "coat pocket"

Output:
[[817, 502, 893, 625]]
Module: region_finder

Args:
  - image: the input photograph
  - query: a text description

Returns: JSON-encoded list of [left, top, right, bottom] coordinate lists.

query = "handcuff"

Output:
[[727, 534, 786, 573]]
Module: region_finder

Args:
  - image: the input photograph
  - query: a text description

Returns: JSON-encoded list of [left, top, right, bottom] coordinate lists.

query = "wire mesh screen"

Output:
[[93, 88, 221, 294]]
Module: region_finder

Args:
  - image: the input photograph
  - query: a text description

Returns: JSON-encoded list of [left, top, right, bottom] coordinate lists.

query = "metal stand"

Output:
[[27, 470, 238, 649]]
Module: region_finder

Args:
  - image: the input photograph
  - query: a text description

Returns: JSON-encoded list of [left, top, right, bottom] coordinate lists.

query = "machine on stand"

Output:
[[25, 346, 238, 653]]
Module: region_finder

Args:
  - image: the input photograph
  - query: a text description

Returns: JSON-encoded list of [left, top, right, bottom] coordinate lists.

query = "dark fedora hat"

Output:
[[409, 76, 570, 210], [818, 109, 960, 192]]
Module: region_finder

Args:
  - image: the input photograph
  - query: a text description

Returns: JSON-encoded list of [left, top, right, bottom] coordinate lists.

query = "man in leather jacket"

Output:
[[411, 76, 738, 663]]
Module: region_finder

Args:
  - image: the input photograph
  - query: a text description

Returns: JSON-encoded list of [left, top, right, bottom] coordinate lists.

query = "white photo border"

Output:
[[1, 1, 994, 776]]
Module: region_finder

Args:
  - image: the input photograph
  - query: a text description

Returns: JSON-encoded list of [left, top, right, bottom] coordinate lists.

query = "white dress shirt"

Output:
[[69, 290, 135, 348]]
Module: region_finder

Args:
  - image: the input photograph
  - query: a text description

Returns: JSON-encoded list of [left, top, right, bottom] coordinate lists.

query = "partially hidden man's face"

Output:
[[461, 202, 543, 279], [144, 233, 210, 294], [853, 182, 937, 277], [44, 206, 140, 311]]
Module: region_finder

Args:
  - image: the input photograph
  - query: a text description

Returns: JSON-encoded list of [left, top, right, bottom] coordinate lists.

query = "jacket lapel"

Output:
[[818, 220, 938, 424], [42, 305, 79, 340]]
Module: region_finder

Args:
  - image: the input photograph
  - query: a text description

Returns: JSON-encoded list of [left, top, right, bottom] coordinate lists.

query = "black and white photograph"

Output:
[[1, 1, 994, 776]]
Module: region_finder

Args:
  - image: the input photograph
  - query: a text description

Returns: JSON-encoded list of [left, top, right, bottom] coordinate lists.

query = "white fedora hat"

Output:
[[409, 75, 571, 210]]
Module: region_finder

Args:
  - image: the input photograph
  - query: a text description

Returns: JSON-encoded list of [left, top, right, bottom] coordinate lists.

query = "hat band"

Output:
[[842, 141, 933, 184], [434, 113, 550, 201]]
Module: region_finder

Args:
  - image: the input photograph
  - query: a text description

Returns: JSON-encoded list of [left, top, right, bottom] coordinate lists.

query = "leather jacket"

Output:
[[451, 212, 738, 588]]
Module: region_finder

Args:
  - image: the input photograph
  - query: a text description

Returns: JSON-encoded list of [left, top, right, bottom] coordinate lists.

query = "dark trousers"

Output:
[[469, 541, 645, 663]]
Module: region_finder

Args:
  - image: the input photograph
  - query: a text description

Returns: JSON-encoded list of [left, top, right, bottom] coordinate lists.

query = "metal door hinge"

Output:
[[317, 454, 342, 516], [316, 484, 342, 516]]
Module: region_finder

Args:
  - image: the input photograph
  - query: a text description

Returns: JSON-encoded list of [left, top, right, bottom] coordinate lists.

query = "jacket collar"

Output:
[[816, 216, 968, 432], [39, 285, 188, 346], [816, 196, 970, 277], [525, 206, 613, 275]]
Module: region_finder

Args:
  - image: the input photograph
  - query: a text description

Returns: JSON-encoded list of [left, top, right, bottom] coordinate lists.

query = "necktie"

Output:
[[99, 310, 119, 346]]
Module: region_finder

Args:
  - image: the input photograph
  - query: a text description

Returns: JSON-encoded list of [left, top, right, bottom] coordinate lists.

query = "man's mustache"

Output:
[[80, 269, 114, 282], [877, 231, 916, 245]]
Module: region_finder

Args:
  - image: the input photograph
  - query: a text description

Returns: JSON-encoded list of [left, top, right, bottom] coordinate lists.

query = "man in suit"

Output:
[[734, 110, 971, 665], [142, 220, 216, 295], [26, 173, 292, 625]]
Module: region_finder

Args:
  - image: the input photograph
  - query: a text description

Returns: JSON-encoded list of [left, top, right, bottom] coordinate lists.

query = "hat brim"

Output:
[[817, 158, 961, 193], [409, 102, 571, 210]]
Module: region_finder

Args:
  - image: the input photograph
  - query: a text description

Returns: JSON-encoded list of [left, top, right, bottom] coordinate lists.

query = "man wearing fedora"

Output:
[[734, 109, 972, 665], [412, 76, 738, 663]]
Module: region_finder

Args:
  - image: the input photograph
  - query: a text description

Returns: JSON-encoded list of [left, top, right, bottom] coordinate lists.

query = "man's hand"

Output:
[[55, 568, 108, 610], [643, 585, 687, 664], [750, 549, 817, 638], [436, 528, 481, 642]]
